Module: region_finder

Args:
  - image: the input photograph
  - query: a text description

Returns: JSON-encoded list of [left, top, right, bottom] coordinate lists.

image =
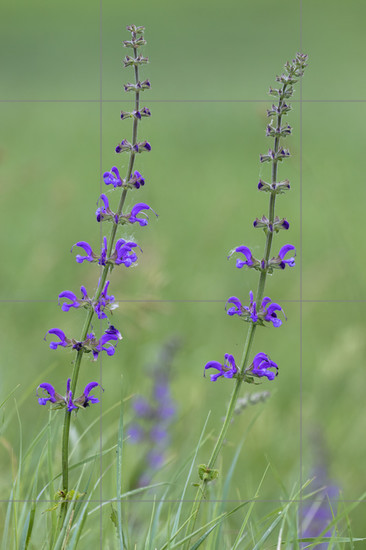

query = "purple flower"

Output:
[[96, 194, 115, 223], [36, 383, 64, 406], [74, 381, 103, 408], [71, 241, 98, 264], [58, 290, 80, 312], [37, 379, 102, 411], [99, 237, 108, 266], [226, 293, 284, 327], [66, 378, 77, 412], [94, 280, 117, 319], [204, 353, 238, 382], [45, 328, 70, 350], [115, 138, 132, 153], [228, 246, 259, 269], [103, 167, 123, 188], [129, 170, 145, 189], [225, 296, 244, 317], [128, 203, 158, 226], [250, 352, 278, 381], [111, 238, 140, 267], [269, 244, 296, 270], [278, 244, 296, 268], [261, 297, 285, 327], [91, 325, 122, 360]]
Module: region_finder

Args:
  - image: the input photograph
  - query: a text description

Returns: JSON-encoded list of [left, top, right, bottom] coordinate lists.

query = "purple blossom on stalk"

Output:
[[228, 245, 260, 269], [45, 326, 122, 360], [58, 282, 116, 320], [247, 352, 279, 381], [129, 170, 145, 189], [103, 166, 123, 188], [45, 328, 71, 350], [72, 237, 139, 268], [91, 325, 122, 360], [96, 194, 116, 223], [36, 378, 102, 411], [226, 292, 285, 327], [71, 241, 98, 264], [204, 353, 238, 382], [127, 203, 158, 226], [110, 238, 140, 267], [269, 244, 296, 269]]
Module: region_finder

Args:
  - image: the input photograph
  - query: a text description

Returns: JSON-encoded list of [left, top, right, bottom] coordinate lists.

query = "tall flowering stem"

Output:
[[186, 54, 307, 541], [37, 24, 153, 522]]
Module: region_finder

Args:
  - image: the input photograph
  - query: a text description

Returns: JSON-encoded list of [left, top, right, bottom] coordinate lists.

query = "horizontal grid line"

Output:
[[0, 298, 365, 304], [2, 98, 366, 104], [1, 498, 362, 504]]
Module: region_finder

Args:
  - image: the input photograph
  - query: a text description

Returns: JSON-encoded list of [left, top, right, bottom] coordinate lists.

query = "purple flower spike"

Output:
[[45, 328, 69, 350], [71, 241, 97, 263], [251, 352, 278, 381], [58, 290, 80, 312], [103, 167, 123, 188], [278, 244, 296, 269], [128, 203, 158, 227], [204, 353, 237, 382]]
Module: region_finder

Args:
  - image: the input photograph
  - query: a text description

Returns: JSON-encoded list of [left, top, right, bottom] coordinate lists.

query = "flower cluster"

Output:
[[58, 281, 117, 320], [37, 25, 154, 414], [44, 325, 122, 360], [204, 54, 308, 386], [37, 379, 102, 412], [226, 291, 285, 327]]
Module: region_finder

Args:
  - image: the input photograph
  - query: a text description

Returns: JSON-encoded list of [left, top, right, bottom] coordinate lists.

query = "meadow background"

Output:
[[1, 0, 366, 545]]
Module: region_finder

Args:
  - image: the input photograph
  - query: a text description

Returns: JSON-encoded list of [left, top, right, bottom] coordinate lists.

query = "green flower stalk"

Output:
[[187, 53, 308, 542], [36, 24, 153, 525]]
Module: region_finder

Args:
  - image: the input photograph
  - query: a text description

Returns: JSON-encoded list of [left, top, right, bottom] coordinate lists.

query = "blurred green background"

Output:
[[1, 0, 366, 542]]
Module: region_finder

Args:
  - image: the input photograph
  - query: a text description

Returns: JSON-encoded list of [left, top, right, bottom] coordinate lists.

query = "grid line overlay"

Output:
[[2, 0, 364, 535]]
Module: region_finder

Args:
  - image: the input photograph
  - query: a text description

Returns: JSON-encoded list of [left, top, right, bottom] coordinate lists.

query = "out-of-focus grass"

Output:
[[1, 0, 366, 538]]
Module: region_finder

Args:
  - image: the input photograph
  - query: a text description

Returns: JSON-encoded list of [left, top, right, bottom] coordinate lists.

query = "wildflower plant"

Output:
[[36, 24, 154, 524], [188, 53, 308, 526]]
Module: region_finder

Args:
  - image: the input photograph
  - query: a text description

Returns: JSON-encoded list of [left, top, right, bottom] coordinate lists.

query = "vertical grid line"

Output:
[[299, 0, 304, 534], [99, 0, 103, 545]]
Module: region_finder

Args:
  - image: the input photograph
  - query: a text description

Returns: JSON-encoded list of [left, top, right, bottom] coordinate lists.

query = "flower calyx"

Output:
[[258, 179, 290, 194], [253, 215, 289, 233], [115, 139, 151, 154]]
